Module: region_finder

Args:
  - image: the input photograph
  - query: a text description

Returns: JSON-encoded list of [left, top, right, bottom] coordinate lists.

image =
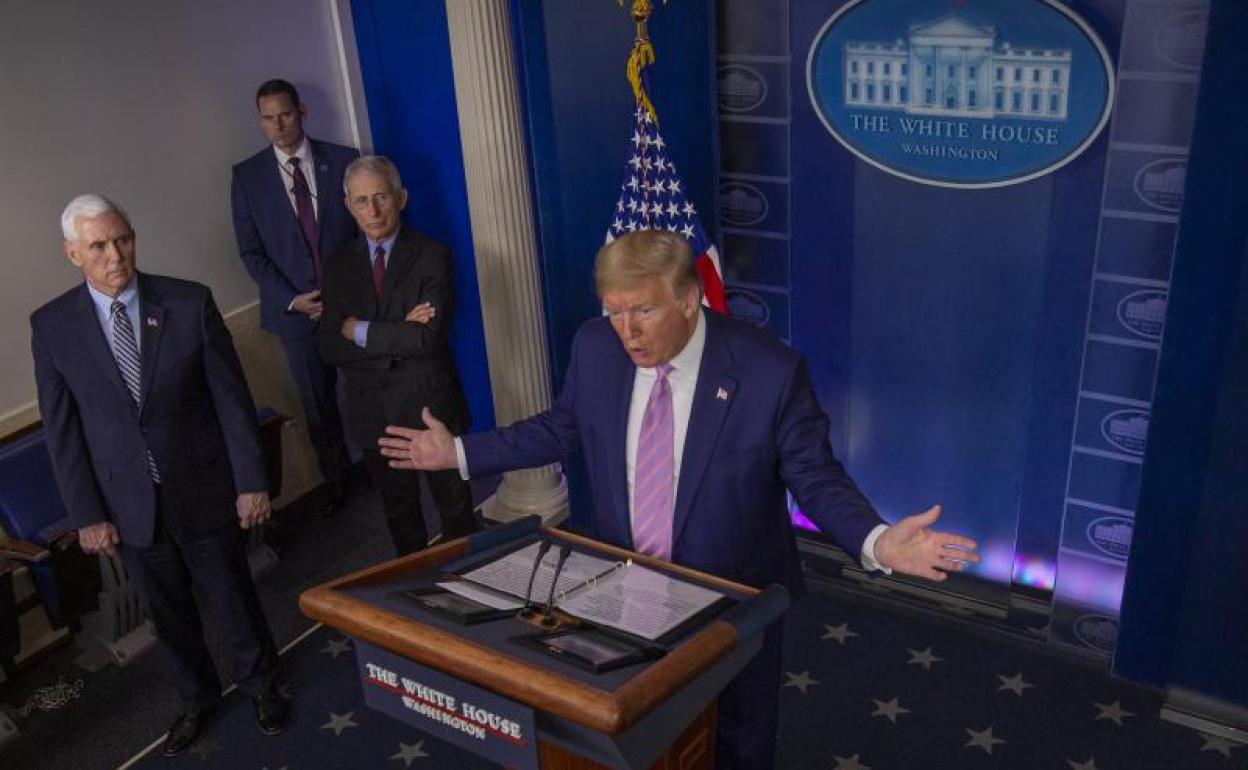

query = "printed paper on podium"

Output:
[[446, 542, 727, 641]]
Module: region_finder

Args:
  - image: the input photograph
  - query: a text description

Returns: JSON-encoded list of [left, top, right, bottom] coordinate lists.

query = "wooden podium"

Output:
[[299, 516, 789, 770]]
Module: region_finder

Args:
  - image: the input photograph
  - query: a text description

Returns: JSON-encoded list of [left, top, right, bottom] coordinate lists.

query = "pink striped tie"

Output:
[[633, 363, 675, 559]]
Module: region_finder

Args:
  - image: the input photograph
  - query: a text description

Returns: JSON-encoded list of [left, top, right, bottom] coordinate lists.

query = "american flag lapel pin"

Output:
[[715, 387, 729, 402], [145, 317, 159, 328]]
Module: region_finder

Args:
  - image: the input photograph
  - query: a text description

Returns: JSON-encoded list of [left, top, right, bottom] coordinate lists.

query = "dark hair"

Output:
[[255, 78, 300, 108]]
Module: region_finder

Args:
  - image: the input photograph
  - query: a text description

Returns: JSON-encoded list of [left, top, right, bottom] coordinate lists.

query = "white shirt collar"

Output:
[[87, 274, 139, 315], [273, 136, 312, 168]]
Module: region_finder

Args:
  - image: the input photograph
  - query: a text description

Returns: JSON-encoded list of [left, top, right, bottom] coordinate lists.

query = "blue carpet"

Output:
[[119, 585, 1243, 769], [775, 587, 1243, 770], [125, 624, 494, 770]]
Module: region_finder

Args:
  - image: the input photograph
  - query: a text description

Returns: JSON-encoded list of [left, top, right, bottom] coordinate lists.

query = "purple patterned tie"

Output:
[[372, 244, 386, 302], [632, 363, 675, 559], [289, 157, 320, 284]]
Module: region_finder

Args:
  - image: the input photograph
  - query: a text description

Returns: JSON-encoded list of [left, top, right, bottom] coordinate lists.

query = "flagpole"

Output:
[[618, 0, 665, 125]]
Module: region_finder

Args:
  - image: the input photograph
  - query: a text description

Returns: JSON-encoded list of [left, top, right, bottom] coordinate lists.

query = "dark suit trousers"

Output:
[[119, 491, 279, 710], [362, 450, 476, 556], [278, 333, 350, 484], [715, 623, 784, 770]]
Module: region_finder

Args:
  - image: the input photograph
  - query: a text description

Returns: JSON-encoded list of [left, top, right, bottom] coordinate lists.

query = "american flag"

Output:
[[606, 103, 727, 312]]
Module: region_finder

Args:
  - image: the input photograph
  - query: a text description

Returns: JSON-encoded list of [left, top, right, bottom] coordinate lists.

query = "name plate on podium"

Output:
[[355, 640, 538, 770]]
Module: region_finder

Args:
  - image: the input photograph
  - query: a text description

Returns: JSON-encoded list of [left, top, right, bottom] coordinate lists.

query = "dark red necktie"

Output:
[[289, 157, 320, 284], [372, 244, 386, 302]]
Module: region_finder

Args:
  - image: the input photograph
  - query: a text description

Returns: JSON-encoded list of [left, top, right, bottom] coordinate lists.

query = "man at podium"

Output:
[[380, 229, 979, 770]]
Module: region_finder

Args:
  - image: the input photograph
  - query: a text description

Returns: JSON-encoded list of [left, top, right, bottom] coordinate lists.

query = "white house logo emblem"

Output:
[[1155, 10, 1208, 71], [1073, 614, 1117, 653], [717, 65, 769, 113], [1133, 158, 1186, 213], [725, 289, 770, 328], [1116, 290, 1167, 340], [1101, 409, 1150, 456], [1086, 516, 1133, 560], [718, 182, 770, 227], [807, 0, 1115, 188]]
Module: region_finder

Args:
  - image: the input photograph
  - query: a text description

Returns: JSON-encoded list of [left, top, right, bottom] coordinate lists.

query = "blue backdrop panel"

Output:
[[350, 0, 494, 432], [777, 0, 1131, 602]]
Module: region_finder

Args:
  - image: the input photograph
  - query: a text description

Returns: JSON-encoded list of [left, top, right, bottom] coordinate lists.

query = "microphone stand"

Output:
[[518, 540, 553, 619], [540, 546, 572, 627]]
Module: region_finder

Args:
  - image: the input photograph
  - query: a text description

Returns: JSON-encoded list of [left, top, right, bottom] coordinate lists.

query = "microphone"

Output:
[[518, 540, 553, 619], [541, 546, 572, 627]]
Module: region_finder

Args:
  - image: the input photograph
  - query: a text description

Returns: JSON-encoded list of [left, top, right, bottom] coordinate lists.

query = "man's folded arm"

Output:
[[363, 249, 455, 358]]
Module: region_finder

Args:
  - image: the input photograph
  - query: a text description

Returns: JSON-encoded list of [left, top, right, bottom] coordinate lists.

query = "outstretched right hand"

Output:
[[379, 407, 458, 471]]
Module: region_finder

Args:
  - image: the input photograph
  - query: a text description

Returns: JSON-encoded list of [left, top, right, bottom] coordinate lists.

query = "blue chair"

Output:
[[0, 428, 100, 630]]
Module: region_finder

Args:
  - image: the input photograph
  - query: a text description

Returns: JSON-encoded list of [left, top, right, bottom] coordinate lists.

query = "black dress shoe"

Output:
[[163, 709, 207, 757], [253, 694, 289, 735]]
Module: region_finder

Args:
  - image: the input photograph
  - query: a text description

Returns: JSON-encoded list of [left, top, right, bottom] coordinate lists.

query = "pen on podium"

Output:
[[540, 546, 572, 627], [518, 540, 553, 619]]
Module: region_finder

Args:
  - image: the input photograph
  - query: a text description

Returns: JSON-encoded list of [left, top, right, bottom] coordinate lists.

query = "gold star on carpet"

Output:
[[964, 726, 1006, 755], [1092, 699, 1134, 726], [997, 673, 1035, 696], [390, 740, 429, 766], [321, 710, 360, 736], [821, 622, 859, 644], [907, 647, 943, 669], [870, 697, 910, 723], [832, 753, 871, 770], [783, 670, 819, 694], [321, 638, 352, 659], [1199, 733, 1241, 758]]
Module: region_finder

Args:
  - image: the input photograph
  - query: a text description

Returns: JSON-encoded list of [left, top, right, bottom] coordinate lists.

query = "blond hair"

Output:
[[594, 229, 699, 298]]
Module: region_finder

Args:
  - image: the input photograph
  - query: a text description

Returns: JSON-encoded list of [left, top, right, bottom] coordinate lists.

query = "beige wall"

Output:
[[0, 1, 370, 504]]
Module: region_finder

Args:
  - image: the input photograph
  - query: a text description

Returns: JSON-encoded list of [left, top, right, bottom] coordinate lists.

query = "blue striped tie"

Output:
[[110, 300, 161, 483]]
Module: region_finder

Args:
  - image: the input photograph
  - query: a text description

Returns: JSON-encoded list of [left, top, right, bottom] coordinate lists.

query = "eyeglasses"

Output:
[[347, 192, 396, 210]]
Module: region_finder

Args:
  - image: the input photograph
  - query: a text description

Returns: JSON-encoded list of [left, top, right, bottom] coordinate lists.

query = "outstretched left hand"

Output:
[[873, 505, 979, 581]]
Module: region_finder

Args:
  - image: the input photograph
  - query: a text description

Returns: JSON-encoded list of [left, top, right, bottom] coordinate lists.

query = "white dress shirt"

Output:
[[455, 310, 891, 571], [273, 137, 317, 217]]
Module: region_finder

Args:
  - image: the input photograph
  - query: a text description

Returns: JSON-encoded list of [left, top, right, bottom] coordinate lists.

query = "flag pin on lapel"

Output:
[[145, 317, 159, 328], [715, 387, 729, 402]]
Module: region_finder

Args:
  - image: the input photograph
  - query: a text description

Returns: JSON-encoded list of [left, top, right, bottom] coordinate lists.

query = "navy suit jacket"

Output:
[[463, 310, 884, 592], [230, 138, 359, 338], [31, 274, 267, 548]]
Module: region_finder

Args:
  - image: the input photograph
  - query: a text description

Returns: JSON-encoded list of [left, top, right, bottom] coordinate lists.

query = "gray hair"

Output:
[[60, 194, 130, 241], [343, 155, 403, 194]]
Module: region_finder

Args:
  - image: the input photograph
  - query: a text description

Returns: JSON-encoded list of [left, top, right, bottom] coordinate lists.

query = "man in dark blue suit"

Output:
[[231, 78, 357, 513], [380, 230, 979, 769], [32, 195, 287, 756]]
